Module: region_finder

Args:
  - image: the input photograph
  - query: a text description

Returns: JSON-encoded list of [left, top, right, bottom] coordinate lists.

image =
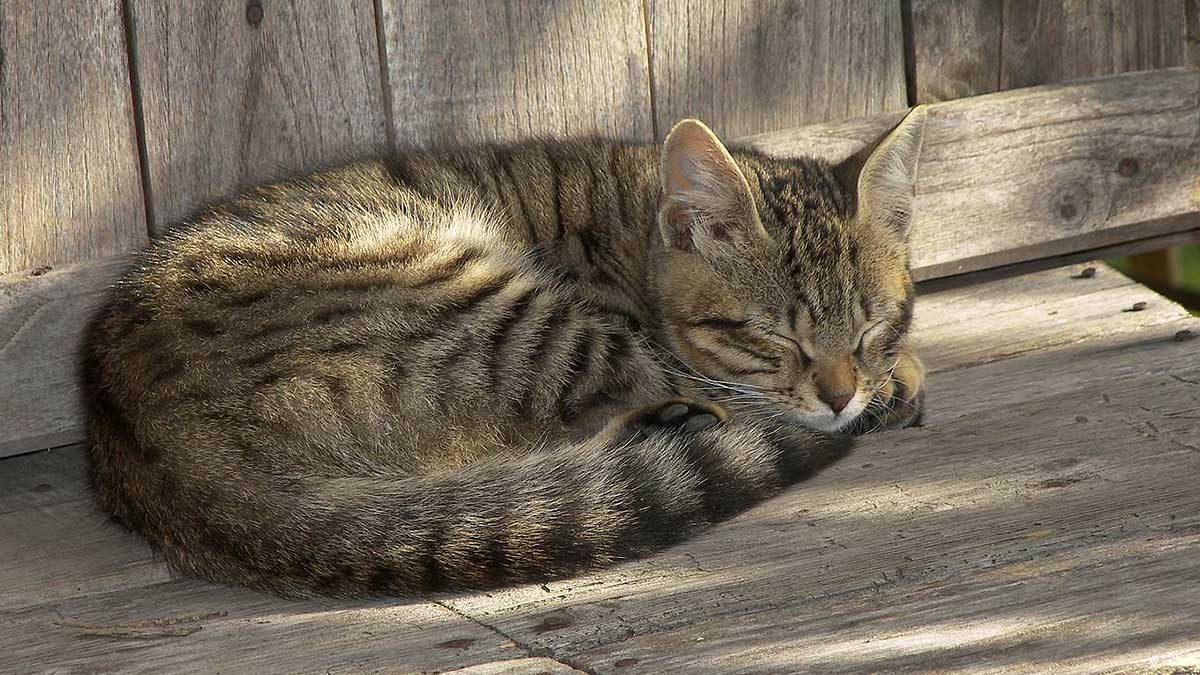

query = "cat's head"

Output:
[[653, 110, 926, 433]]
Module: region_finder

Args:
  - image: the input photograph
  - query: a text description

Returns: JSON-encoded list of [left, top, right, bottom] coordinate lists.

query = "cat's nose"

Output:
[[814, 355, 857, 415], [820, 391, 853, 414]]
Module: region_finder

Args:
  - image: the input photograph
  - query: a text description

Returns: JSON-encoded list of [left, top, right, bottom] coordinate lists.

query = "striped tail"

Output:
[[89, 406, 850, 597]]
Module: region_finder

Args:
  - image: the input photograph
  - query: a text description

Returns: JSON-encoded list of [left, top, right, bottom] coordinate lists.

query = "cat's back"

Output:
[[81, 139, 645, 479]]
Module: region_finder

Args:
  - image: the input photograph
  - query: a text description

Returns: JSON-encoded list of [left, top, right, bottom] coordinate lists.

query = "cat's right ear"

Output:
[[836, 106, 927, 240], [658, 119, 767, 254]]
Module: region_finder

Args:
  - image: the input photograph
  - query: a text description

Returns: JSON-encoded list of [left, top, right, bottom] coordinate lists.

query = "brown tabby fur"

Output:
[[82, 112, 928, 597]]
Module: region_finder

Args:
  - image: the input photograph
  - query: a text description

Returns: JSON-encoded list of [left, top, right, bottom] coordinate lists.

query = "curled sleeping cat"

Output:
[[83, 110, 928, 596]]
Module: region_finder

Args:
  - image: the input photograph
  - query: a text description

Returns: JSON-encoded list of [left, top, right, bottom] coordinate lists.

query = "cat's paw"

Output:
[[608, 398, 728, 441], [872, 349, 926, 431]]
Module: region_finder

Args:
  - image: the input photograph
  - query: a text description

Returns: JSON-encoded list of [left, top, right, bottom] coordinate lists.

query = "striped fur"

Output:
[[83, 113, 926, 596]]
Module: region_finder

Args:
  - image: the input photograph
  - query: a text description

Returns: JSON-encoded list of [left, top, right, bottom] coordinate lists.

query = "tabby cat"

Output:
[[83, 110, 927, 597]]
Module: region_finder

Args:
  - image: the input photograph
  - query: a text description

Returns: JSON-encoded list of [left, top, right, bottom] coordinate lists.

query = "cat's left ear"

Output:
[[658, 119, 768, 254], [836, 106, 927, 240]]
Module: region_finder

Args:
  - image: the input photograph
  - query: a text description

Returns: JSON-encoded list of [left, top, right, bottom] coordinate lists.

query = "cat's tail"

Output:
[[88, 407, 848, 597]]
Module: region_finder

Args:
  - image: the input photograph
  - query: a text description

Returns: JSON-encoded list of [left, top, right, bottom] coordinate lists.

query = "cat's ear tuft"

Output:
[[837, 106, 927, 240], [658, 119, 767, 253]]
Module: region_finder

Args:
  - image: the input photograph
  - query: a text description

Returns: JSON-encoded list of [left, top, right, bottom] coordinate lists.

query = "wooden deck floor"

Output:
[[2, 262, 1199, 674]]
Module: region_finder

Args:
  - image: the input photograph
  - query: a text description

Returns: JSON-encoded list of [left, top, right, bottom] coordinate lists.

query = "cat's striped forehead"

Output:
[[733, 152, 898, 329]]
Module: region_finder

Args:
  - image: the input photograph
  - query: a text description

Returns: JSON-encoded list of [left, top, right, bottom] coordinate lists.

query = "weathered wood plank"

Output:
[[912, 1, 1190, 105], [743, 69, 1200, 279], [566, 543, 1200, 673], [0, 1, 146, 275], [917, 227, 1200, 293], [0, 492, 170, 611], [1189, 0, 1200, 67], [910, 0, 1002, 103], [445, 659, 585, 675], [128, 0, 388, 231], [999, 0, 1187, 90], [378, 0, 653, 146], [0, 580, 524, 675], [647, 0, 907, 138], [913, 263, 1192, 373], [0, 445, 89, 516], [0, 258, 127, 458]]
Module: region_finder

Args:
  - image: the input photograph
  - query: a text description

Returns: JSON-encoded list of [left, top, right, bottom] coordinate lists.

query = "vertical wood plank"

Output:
[[999, 0, 1187, 88], [0, 1, 147, 275], [912, 1, 1190, 104], [1127, 247, 1183, 288], [1187, 0, 1200, 67], [909, 0, 1002, 103], [128, 0, 388, 231], [648, 0, 908, 139], [378, 0, 653, 146]]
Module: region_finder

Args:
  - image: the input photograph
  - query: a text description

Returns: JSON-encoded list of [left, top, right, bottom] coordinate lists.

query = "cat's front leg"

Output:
[[873, 347, 926, 431]]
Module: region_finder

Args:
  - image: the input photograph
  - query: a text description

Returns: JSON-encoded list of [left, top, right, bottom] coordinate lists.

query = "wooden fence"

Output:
[[2, 0, 1197, 277]]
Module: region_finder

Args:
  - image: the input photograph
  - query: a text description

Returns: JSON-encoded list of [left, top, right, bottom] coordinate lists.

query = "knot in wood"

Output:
[[1057, 196, 1078, 221], [245, 1, 264, 27], [1117, 157, 1139, 177], [1053, 184, 1091, 226]]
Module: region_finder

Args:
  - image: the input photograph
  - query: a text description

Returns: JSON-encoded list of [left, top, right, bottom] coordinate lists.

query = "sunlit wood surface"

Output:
[[3, 262, 1197, 673]]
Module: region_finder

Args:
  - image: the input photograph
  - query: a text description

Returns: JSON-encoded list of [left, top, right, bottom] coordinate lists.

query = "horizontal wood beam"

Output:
[[739, 68, 1200, 282], [916, 226, 1200, 293], [0, 258, 127, 458]]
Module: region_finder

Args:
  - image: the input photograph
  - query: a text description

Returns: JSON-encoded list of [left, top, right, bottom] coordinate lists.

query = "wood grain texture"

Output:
[[1189, 0, 1200, 67], [912, 1, 1190, 105], [999, 0, 1187, 90], [0, 1, 146, 275], [2, 577, 521, 673], [912, 1, 1193, 291], [0, 257, 127, 458], [128, 0, 388, 232], [910, 0, 1002, 102], [445, 658, 586, 675], [912, 263, 1191, 373], [743, 69, 1200, 278], [378, 0, 653, 146], [3, 265, 1197, 673], [647, 0, 908, 138]]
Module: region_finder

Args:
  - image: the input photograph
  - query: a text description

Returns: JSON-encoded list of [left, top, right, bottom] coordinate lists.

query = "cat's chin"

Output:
[[774, 410, 854, 436], [778, 393, 870, 435]]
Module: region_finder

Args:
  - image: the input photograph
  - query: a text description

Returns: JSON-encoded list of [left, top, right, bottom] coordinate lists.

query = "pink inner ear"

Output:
[[667, 206, 696, 252]]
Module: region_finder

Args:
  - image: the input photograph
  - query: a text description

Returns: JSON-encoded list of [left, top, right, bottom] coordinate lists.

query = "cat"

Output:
[[82, 110, 927, 597]]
